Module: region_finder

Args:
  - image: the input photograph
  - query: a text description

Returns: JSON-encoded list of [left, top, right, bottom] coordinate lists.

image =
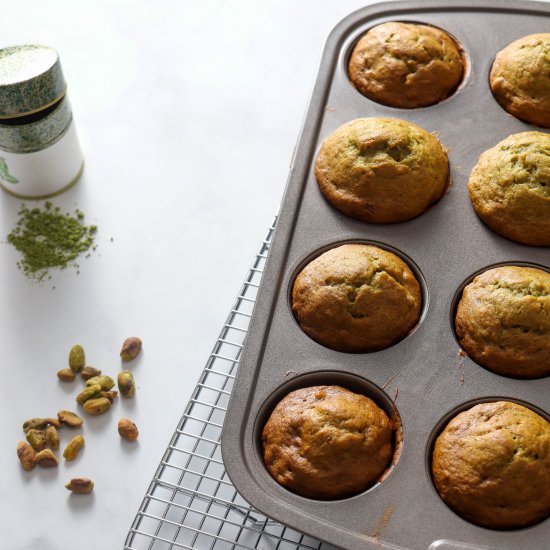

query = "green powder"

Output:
[[7, 201, 97, 281]]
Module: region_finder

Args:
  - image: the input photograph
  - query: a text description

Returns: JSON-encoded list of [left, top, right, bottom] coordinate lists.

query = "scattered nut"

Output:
[[23, 417, 60, 432], [117, 370, 136, 397], [26, 429, 46, 452], [17, 442, 36, 471], [83, 397, 111, 416], [35, 448, 58, 467], [76, 384, 102, 406], [63, 435, 85, 461], [80, 366, 101, 381], [58, 410, 83, 428], [65, 478, 94, 494], [57, 368, 75, 382], [100, 390, 118, 403], [45, 426, 60, 450], [86, 375, 115, 391], [118, 418, 139, 441], [69, 344, 85, 373], [120, 337, 142, 361]]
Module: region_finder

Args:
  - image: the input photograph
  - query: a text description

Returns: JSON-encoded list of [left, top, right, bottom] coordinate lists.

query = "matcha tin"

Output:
[[0, 45, 83, 199]]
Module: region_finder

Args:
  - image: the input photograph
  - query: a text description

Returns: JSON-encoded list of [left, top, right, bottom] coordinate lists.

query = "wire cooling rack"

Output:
[[125, 219, 338, 550]]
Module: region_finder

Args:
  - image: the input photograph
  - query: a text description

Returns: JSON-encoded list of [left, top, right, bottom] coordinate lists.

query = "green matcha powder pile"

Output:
[[7, 201, 97, 281]]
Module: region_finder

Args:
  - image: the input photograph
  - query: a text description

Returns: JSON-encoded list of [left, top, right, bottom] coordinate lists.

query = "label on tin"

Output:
[[0, 119, 83, 198]]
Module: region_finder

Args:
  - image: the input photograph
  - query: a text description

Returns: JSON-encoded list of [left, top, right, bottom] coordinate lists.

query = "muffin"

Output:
[[348, 22, 464, 108], [262, 385, 393, 499], [315, 118, 449, 223], [468, 131, 550, 246], [455, 265, 550, 378], [432, 401, 550, 529], [490, 34, 550, 128], [292, 244, 421, 352]]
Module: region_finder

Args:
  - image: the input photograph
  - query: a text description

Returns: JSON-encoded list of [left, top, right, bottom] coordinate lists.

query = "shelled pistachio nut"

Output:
[[17, 441, 36, 471], [117, 370, 135, 397], [57, 368, 75, 382], [83, 397, 111, 416], [65, 478, 94, 494], [58, 410, 83, 428], [118, 418, 139, 441], [100, 390, 118, 403], [63, 435, 85, 461], [26, 429, 46, 451], [23, 417, 60, 432], [80, 366, 101, 381], [69, 344, 85, 372], [45, 426, 60, 450], [85, 375, 114, 391], [35, 448, 58, 467], [76, 384, 102, 406], [120, 337, 142, 361]]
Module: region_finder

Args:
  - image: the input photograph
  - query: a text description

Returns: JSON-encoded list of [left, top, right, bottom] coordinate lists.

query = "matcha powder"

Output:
[[7, 202, 97, 281]]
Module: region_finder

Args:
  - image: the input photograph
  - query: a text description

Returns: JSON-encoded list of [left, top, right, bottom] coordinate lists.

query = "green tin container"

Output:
[[0, 45, 83, 199]]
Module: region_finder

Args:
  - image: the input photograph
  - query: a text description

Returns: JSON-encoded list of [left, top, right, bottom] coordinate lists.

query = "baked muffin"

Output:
[[468, 131, 550, 246], [348, 22, 464, 108], [490, 34, 550, 128], [432, 401, 550, 529], [292, 244, 421, 352], [455, 265, 550, 378], [262, 385, 393, 499], [315, 118, 449, 223]]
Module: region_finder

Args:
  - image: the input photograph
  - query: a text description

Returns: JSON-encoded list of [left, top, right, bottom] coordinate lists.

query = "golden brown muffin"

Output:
[[262, 385, 393, 499], [468, 131, 550, 246], [432, 401, 550, 529], [348, 22, 464, 108], [292, 244, 421, 352], [490, 34, 550, 128], [315, 118, 449, 223], [455, 266, 550, 378]]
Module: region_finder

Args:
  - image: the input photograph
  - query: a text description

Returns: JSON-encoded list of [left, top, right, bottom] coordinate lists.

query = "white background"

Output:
[[0, 1, 377, 549]]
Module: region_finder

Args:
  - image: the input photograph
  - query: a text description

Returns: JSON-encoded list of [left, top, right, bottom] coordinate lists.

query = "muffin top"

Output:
[[468, 131, 550, 246], [490, 33, 550, 128], [262, 385, 393, 499], [432, 401, 550, 529], [455, 265, 550, 378], [315, 118, 448, 224], [292, 244, 421, 352], [348, 22, 464, 108]]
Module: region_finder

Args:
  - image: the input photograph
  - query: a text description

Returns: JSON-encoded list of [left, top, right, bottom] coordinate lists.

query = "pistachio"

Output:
[[118, 418, 139, 441], [69, 344, 85, 372], [83, 397, 111, 416], [76, 384, 102, 406], [22, 417, 60, 432], [26, 429, 46, 452], [100, 390, 118, 403], [117, 370, 136, 397], [80, 366, 101, 381], [65, 478, 94, 494], [45, 426, 60, 450], [57, 368, 75, 382], [120, 336, 142, 361], [58, 410, 84, 428], [63, 435, 85, 461], [85, 375, 114, 391], [17, 441, 36, 471], [35, 448, 58, 467]]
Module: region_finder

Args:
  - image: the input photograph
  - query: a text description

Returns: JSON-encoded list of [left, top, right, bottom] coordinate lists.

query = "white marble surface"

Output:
[[0, 1, 374, 549]]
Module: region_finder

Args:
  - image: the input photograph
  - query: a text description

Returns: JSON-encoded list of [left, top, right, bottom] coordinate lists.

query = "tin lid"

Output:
[[0, 45, 66, 119]]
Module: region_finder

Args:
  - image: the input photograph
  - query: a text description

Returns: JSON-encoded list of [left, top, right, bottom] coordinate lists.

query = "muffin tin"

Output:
[[221, 1, 550, 549]]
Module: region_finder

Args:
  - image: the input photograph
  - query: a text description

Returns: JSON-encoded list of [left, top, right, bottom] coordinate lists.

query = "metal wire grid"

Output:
[[125, 219, 337, 550]]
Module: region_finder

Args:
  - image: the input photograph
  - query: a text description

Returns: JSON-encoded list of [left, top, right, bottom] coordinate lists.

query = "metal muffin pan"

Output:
[[221, 1, 550, 549]]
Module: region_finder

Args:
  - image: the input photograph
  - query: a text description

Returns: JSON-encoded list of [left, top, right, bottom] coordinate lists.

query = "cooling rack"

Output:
[[125, 218, 338, 550]]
